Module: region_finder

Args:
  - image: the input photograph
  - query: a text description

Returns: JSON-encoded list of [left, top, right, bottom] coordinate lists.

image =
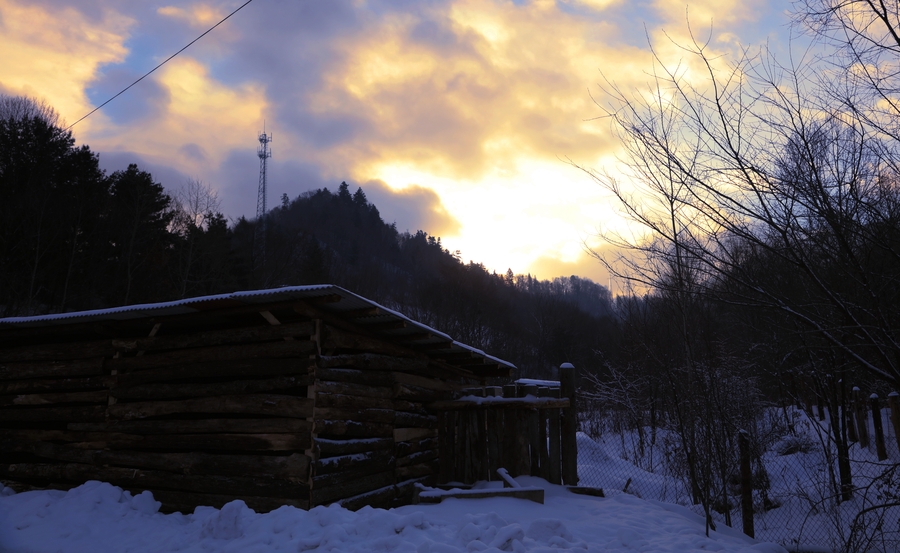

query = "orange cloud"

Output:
[[0, 0, 131, 127]]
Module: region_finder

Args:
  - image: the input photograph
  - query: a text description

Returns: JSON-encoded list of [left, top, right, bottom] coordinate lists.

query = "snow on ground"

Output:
[[0, 475, 785, 553]]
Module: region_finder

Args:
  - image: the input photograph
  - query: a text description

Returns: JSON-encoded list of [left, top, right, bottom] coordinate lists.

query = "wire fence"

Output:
[[576, 396, 900, 552]]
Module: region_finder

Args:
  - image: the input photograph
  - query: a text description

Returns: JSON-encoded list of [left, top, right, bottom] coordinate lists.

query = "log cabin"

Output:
[[0, 285, 515, 512]]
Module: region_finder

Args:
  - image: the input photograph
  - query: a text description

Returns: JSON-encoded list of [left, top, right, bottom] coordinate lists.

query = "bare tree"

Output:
[[0, 95, 60, 126]]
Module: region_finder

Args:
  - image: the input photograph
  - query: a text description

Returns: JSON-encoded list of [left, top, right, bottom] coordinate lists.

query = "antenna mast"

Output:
[[255, 128, 272, 267]]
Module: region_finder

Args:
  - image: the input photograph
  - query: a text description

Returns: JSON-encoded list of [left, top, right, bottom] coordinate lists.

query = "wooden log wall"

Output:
[[0, 317, 318, 513], [309, 350, 465, 509], [432, 382, 576, 486]]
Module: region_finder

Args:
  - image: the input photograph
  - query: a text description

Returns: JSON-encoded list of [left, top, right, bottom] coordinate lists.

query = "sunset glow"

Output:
[[0, 0, 784, 284]]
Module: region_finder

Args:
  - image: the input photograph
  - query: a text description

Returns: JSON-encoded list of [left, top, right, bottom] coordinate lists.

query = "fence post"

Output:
[[871, 394, 888, 461], [738, 430, 754, 539], [560, 362, 579, 486], [548, 386, 562, 485], [888, 392, 900, 455]]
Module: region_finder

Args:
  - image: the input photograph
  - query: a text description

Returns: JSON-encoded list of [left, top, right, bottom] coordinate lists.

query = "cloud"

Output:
[[0, 0, 787, 283], [527, 251, 610, 287], [359, 179, 462, 237], [0, 0, 132, 126]]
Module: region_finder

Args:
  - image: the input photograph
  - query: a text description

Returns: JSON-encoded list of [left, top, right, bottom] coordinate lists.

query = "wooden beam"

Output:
[[111, 374, 311, 401], [107, 394, 314, 420], [107, 340, 315, 372], [68, 418, 312, 435]]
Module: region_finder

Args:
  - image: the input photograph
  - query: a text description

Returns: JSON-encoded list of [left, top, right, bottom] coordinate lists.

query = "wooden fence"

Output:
[[430, 364, 579, 486]]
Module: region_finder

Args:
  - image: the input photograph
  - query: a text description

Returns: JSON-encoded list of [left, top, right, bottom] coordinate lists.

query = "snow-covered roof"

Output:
[[0, 284, 516, 374]]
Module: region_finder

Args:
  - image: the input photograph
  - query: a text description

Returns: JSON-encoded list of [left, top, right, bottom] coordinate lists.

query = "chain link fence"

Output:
[[577, 398, 900, 552]]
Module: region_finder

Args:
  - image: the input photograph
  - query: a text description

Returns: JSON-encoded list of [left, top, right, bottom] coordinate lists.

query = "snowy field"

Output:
[[0, 473, 785, 553], [580, 406, 900, 551]]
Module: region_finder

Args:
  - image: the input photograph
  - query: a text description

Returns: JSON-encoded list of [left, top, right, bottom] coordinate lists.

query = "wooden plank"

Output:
[[315, 393, 393, 410], [537, 390, 550, 481], [522, 384, 540, 477], [111, 375, 311, 401], [397, 449, 438, 468], [314, 407, 394, 424], [101, 433, 311, 452], [0, 358, 106, 381], [548, 407, 562, 485], [313, 458, 396, 492], [2, 429, 300, 452], [455, 410, 467, 484], [68, 418, 312, 435], [0, 405, 106, 422], [311, 469, 395, 506], [474, 409, 487, 482], [111, 321, 315, 354], [487, 408, 501, 481], [393, 399, 427, 415], [396, 437, 437, 458], [393, 428, 437, 442], [317, 353, 428, 372], [0, 463, 311, 498], [320, 325, 421, 359], [29, 443, 311, 479], [394, 411, 436, 428], [426, 398, 570, 410], [315, 419, 393, 438], [315, 450, 394, 476], [392, 372, 458, 392], [417, 487, 543, 504], [438, 411, 454, 484], [316, 380, 394, 399], [394, 384, 445, 402], [107, 340, 316, 372], [114, 357, 310, 387], [397, 462, 436, 480], [1, 390, 108, 406], [148, 489, 309, 513], [0, 375, 113, 395], [0, 341, 115, 363], [315, 367, 394, 387], [338, 483, 397, 511], [315, 437, 393, 458], [515, 409, 531, 478], [108, 394, 314, 420]]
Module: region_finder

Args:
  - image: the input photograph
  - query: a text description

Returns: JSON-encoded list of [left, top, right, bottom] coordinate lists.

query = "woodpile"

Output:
[[0, 287, 513, 513]]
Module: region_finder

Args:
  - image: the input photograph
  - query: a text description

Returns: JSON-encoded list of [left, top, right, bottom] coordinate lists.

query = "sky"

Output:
[[0, 0, 790, 286]]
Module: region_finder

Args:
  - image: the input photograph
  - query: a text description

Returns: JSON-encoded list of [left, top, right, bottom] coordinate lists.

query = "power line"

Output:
[[66, 0, 257, 130]]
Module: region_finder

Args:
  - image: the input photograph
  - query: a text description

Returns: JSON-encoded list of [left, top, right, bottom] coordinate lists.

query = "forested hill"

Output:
[[0, 100, 616, 378]]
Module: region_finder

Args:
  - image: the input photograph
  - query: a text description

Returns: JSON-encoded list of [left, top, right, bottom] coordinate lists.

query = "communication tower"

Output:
[[255, 129, 272, 266]]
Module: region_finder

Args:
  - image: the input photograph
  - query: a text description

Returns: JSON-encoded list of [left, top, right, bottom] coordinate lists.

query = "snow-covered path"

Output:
[[0, 478, 786, 553]]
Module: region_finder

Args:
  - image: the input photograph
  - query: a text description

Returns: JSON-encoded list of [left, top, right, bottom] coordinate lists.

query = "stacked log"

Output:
[[0, 319, 317, 513], [310, 350, 456, 508]]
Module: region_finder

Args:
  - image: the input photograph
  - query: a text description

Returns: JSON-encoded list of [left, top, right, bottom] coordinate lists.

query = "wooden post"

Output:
[[515, 385, 531, 477], [738, 430, 754, 538], [438, 411, 453, 484], [738, 430, 754, 539], [475, 407, 488, 481], [537, 387, 550, 481], [560, 363, 578, 486], [501, 386, 517, 474], [854, 387, 870, 448], [548, 387, 562, 485], [888, 392, 900, 455], [871, 394, 888, 461], [523, 384, 540, 476]]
